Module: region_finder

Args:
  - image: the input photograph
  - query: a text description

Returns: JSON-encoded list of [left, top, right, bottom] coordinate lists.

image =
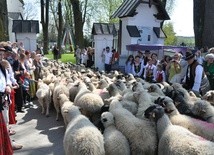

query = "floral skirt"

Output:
[[0, 112, 13, 155]]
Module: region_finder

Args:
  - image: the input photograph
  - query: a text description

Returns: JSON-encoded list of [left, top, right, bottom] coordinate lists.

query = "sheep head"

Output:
[[101, 112, 115, 128], [144, 105, 165, 122]]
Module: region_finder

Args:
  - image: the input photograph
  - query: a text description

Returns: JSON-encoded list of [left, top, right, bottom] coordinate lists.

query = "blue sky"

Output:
[[24, 0, 194, 37]]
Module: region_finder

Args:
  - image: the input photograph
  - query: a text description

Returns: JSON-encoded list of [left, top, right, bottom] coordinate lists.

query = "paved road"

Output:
[[12, 101, 65, 155]]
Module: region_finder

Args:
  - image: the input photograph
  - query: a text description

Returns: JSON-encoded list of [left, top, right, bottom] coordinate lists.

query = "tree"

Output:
[[163, 22, 177, 45], [23, 2, 38, 20], [70, 0, 84, 48], [0, 0, 8, 41], [193, 0, 206, 48], [40, 0, 50, 54]]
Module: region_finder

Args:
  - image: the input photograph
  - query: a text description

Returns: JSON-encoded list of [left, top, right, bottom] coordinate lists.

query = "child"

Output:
[[22, 72, 31, 106], [143, 58, 157, 82], [155, 64, 166, 83]]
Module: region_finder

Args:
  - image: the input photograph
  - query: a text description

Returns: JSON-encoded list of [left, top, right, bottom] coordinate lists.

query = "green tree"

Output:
[[163, 22, 177, 45]]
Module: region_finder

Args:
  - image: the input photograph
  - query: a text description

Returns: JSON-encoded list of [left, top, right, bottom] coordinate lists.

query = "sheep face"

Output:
[[132, 82, 144, 92], [144, 105, 165, 122], [101, 112, 114, 128], [155, 97, 176, 114], [203, 91, 214, 103], [148, 84, 159, 92], [192, 100, 209, 117]]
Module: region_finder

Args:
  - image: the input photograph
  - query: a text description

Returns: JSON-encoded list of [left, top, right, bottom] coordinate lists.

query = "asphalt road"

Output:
[[12, 101, 65, 155]]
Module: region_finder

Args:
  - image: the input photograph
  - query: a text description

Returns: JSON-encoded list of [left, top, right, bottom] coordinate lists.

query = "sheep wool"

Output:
[[63, 105, 105, 155], [145, 105, 214, 155], [110, 102, 157, 155], [101, 112, 130, 155]]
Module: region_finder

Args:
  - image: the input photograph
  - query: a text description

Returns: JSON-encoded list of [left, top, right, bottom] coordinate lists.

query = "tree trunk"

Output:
[[70, 0, 84, 48], [193, 0, 206, 48], [57, 0, 63, 55], [0, 0, 9, 41], [41, 0, 49, 54], [202, 0, 214, 48]]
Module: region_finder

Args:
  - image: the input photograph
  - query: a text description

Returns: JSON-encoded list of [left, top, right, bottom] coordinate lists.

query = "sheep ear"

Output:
[[174, 101, 180, 106], [201, 109, 206, 114], [152, 112, 156, 118]]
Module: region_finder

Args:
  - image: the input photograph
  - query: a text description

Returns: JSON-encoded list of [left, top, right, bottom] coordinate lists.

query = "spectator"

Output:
[[22, 72, 32, 106], [143, 58, 157, 82], [166, 53, 181, 83], [155, 63, 166, 83], [125, 55, 134, 74], [102, 46, 112, 73], [75, 45, 81, 65], [132, 55, 144, 78], [52, 44, 59, 61], [203, 53, 214, 90], [183, 50, 210, 96], [151, 53, 159, 66]]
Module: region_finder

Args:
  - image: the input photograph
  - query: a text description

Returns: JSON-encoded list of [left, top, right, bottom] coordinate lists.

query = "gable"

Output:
[[111, 0, 170, 20], [92, 23, 118, 36]]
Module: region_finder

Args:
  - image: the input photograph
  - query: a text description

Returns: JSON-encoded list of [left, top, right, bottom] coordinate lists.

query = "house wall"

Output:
[[120, 3, 164, 66], [7, 0, 23, 14], [93, 35, 113, 71], [16, 33, 37, 51], [8, 18, 16, 42]]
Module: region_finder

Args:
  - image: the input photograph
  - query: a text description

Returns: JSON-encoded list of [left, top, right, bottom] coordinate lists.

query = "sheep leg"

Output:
[[45, 101, 50, 117], [55, 104, 60, 121]]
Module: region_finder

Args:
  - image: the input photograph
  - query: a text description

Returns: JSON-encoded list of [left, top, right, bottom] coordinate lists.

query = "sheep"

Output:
[[203, 90, 214, 106], [74, 82, 104, 124], [147, 84, 165, 96], [58, 94, 74, 126], [156, 96, 214, 141], [53, 84, 69, 120], [192, 100, 214, 123], [63, 104, 105, 155], [109, 99, 157, 155], [133, 90, 154, 119], [36, 82, 51, 117], [145, 105, 214, 155], [101, 112, 130, 155]]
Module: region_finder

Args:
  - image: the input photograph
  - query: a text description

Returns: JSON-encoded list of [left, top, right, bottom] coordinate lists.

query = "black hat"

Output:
[[4, 46, 13, 53], [185, 51, 195, 60]]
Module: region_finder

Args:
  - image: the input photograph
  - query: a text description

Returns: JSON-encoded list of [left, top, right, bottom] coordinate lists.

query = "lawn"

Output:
[[44, 52, 76, 64]]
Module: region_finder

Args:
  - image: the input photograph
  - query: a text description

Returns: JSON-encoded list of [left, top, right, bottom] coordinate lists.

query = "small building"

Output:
[[7, 0, 24, 42], [91, 23, 118, 70], [111, 0, 170, 65], [12, 20, 39, 51]]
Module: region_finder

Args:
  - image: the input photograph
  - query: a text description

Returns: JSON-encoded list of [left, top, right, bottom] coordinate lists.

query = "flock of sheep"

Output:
[[36, 59, 214, 155]]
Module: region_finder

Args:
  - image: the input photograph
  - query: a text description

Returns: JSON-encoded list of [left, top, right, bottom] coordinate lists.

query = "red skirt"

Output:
[[0, 112, 13, 155], [9, 90, 16, 124]]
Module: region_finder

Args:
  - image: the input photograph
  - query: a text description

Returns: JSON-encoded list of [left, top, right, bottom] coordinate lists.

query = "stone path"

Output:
[[11, 101, 65, 155]]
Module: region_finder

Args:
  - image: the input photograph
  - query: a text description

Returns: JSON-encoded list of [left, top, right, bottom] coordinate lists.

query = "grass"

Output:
[[44, 52, 76, 63]]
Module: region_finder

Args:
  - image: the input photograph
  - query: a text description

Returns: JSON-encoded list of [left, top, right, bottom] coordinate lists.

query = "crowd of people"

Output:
[[124, 48, 214, 96], [0, 41, 43, 154]]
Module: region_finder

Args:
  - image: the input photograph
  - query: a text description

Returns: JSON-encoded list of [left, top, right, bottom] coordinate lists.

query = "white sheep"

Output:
[[63, 105, 105, 155], [53, 84, 69, 120], [101, 112, 130, 155], [109, 100, 157, 155], [58, 94, 74, 126], [145, 105, 214, 155], [133, 90, 154, 119], [157, 96, 214, 141], [36, 82, 51, 117], [192, 100, 214, 123]]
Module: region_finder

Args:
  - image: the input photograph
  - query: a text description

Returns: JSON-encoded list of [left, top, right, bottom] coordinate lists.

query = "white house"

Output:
[[111, 0, 170, 65], [7, 0, 24, 42], [91, 23, 118, 70]]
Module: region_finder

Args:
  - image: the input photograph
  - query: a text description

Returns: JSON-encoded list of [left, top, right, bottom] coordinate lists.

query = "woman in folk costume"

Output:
[[143, 58, 157, 83], [0, 47, 13, 155]]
